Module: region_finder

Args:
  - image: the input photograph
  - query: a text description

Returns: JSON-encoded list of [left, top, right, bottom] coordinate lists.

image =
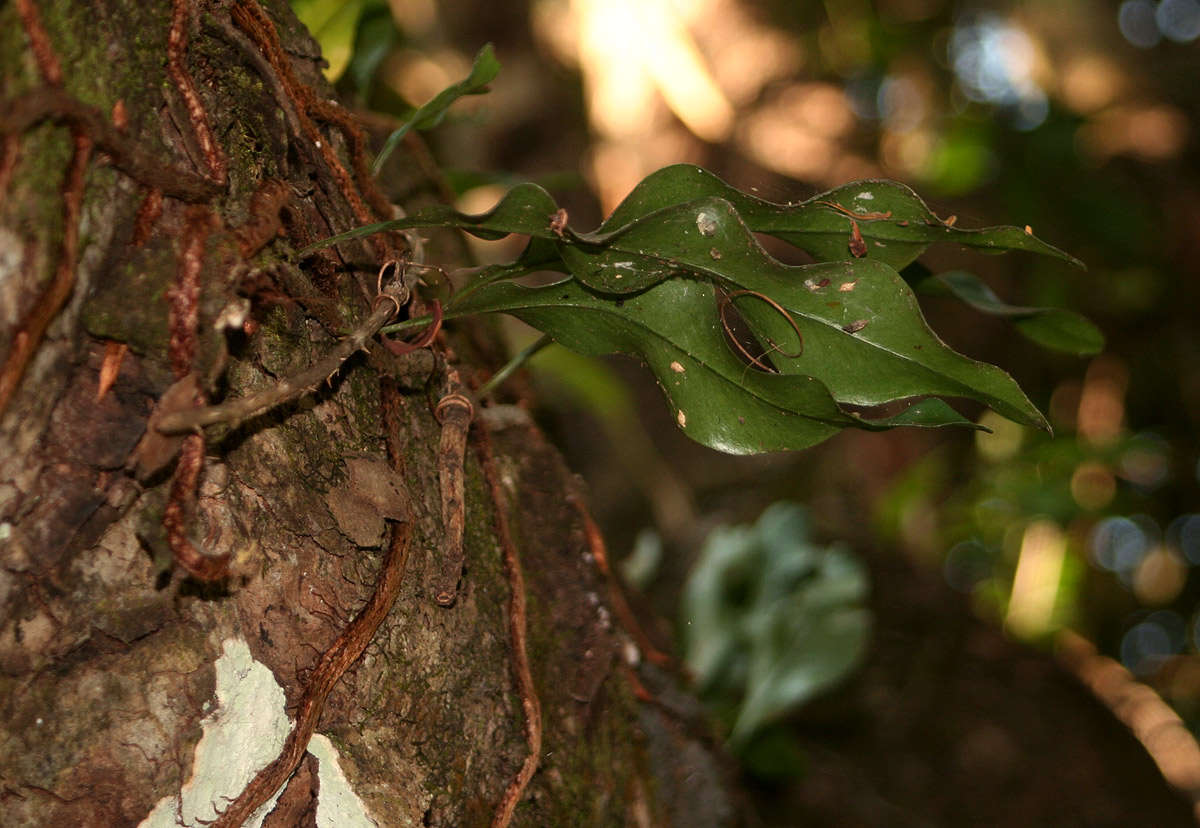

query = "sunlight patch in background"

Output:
[[534, 0, 801, 209], [1005, 519, 1066, 637], [949, 13, 1048, 130]]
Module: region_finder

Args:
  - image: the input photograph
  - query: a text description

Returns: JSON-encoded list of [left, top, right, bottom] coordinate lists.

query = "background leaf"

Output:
[[915, 269, 1105, 355], [371, 43, 501, 174], [681, 503, 871, 747], [292, 0, 370, 81]]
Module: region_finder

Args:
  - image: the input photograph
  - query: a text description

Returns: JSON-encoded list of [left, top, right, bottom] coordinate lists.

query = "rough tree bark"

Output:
[[0, 1, 733, 825]]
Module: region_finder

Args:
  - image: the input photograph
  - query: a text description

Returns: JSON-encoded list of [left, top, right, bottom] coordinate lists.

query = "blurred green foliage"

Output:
[[681, 503, 870, 755]]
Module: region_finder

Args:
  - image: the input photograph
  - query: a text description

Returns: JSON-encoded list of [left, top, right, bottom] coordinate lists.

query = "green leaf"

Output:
[[915, 270, 1105, 356], [681, 503, 871, 747], [452, 276, 978, 454], [371, 43, 501, 175], [297, 180, 561, 256], [292, 0, 369, 82], [733, 578, 869, 746], [599, 164, 1083, 270], [557, 196, 1048, 430], [345, 6, 397, 93]]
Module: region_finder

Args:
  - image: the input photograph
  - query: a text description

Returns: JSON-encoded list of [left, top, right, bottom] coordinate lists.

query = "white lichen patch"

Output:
[[140, 638, 290, 827], [309, 734, 378, 828], [139, 638, 377, 828], [855, 191, 874, 200]]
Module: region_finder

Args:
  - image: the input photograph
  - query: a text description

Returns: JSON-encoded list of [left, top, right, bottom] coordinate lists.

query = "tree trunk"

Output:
[[0, 2, 732, 825]]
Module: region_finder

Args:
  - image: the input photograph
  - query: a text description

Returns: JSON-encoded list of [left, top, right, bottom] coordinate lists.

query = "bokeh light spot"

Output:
[[1119, 436, 1170, 490], [1157, 0, 1200, 43], [1006, 520, 1066, 637], [1119, 0, 1163, 48], [949, 13, 1047, 129], [1168, 514, 1200, 565], [1121, 611, 1185, 675], [975, 410, 1024, 461], [1090, 515, 1152, 573], [1070, 461, 1116, 511], [1133, 547, 1188, 605], [944, 539, 993, 593]]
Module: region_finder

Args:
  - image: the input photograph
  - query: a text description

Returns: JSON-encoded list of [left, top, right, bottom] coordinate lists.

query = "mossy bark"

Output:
[[0, 1, 733, 825]]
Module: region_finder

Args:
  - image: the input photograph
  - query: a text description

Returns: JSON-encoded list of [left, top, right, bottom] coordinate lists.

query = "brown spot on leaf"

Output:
[[849, 220, 867, 258]]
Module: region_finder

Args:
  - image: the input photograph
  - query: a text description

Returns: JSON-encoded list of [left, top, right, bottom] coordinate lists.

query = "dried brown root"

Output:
[[0, 131, 91, 416], [474, 425, 543, 828], [211, 520, 412, 827], [0, 88, 221, 202], [433, 389, 473, 606]]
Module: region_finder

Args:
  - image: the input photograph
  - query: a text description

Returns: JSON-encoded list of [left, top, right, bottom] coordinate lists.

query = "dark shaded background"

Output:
[[304, 0, 1200, 821]]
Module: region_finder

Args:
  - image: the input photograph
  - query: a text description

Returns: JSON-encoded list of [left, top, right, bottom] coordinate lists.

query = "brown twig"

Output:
[[132, 188, 165, 247], [157, 304, 389, 432], [167, 208, 213, 376], [162, 208, 230, 580], [155, 294, 414, 435], [816, 199, 893, 221], [0, 89, 221, 202], [432, 387, 473, 606], [474, 425, 542, 828], [156, 261, 412, 434], [167, 0, 227, 184], [229, 0, 393, 258], [233, 178, 291, 258], [570, 496, 672, 668], [716, 288, 803, 374], [211, 519, 412, 828], [14, 0, 64, 86], [0, 133, 20, 194], [0, 130, 91, 416], [163, 431, 229, 581]]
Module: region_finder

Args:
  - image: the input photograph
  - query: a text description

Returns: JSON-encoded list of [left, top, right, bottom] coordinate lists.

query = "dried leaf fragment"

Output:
[[96, 340, 128, 401], [849, 220, 867, 258]]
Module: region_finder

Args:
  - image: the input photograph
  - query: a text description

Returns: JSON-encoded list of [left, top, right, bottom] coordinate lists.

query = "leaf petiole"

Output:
[[475, 333, 554, 400]]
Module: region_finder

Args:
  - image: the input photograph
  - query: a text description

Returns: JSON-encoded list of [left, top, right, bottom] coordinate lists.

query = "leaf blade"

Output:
[[561, 196, 1050, 430], [599, 164, 1083, 270], [371, 43, 501, 175], [453, 277, 981, 454]]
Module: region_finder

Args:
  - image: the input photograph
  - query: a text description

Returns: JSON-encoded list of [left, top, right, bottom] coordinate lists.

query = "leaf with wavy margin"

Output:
[[599, 164, 1083, 270], [547, 196, 1048, 430], [452, 276, 981, 454]]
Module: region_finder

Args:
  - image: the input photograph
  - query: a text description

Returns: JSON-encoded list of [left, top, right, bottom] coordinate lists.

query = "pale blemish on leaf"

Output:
[[670, 361, 686, 373]]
